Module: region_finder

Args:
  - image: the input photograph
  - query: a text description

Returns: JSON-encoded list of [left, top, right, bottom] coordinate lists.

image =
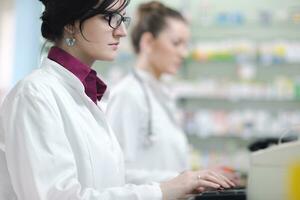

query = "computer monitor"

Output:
[[247, 141, 300, 200]]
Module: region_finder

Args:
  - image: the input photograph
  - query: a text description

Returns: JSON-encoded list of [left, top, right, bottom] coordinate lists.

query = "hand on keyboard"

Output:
[[160, 170, 236, 200]]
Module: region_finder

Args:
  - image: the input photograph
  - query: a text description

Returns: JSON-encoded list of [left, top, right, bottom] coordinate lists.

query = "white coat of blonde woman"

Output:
[[107, 68, 189, 184]]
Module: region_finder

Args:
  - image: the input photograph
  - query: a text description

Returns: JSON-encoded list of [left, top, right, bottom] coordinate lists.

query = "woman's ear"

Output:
[[139, 32, 155, 53], [64, 24, 77, 37]]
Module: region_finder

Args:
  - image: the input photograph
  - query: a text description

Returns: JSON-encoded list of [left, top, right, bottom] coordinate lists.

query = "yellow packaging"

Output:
[[288, 161, 300, 200]]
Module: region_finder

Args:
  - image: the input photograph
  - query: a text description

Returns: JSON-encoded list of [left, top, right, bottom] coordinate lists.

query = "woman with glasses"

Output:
[[0, 0, 233, 200]]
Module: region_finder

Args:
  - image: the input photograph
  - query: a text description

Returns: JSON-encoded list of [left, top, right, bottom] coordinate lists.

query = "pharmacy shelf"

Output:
[[190, 24, 300, 41], [180, 63, 300, 81], [177, 97, 300, 111], [187, 135, 252, 156], [186, 134, 298, 153]]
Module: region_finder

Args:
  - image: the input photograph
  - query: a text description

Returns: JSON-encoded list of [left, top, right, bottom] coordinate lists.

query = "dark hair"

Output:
[[130, 1, 187, 54], [39, 0, 130, 42]]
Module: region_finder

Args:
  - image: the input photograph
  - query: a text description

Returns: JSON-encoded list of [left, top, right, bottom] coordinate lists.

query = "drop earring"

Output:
[[65, 37, 76, 47]]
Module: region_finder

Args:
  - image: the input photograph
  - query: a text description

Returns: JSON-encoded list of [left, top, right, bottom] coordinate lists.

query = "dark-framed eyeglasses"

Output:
[[103, 12, 131, 29]]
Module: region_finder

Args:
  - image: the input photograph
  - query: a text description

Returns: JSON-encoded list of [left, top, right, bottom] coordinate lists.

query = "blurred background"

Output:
[[1, 0, 300, 184]]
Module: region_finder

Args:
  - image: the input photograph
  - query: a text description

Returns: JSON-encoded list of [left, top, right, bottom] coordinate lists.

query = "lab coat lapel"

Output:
[[44, 58, 119, 151]]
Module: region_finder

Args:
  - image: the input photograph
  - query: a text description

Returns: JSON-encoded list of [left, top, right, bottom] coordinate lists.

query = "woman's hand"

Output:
[[160, 170, 235, 200]]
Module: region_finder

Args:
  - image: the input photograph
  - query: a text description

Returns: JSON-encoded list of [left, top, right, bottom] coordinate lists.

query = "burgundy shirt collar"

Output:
[[48, 46, 107, 104]]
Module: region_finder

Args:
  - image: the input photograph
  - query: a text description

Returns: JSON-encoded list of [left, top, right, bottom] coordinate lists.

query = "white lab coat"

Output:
[[0, 58, 162, 200], [106, 68, 189, 184]]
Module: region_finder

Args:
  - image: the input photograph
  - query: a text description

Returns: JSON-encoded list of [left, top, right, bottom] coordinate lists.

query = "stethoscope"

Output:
[[132, 69, 157, 147], [132, 69, 179, 148]]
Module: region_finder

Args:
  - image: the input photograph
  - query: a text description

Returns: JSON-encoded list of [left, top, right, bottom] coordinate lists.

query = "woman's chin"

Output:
[[104, 57, 115, 61], [97, 54, 117, 62], [168, 69, 179, 75]]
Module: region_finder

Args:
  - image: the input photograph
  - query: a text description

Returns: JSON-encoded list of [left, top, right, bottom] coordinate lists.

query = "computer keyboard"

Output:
[[188, 187, 246, 200]]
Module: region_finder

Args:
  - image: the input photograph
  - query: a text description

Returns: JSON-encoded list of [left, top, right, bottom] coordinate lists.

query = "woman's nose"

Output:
[[179, 45, 189, 58], [113, 23, 127, 38]]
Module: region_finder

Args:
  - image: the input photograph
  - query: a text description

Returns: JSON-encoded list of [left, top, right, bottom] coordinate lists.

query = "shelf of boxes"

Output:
[[173, 39, 300, 140], [177, 0, 300, 175]]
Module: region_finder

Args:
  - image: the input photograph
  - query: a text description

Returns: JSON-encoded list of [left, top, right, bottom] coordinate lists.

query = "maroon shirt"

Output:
[[48, 47, 107, 104]]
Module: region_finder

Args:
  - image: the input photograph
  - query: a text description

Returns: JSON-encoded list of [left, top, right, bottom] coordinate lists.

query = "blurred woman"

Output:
[[107, 1, 233, 186]]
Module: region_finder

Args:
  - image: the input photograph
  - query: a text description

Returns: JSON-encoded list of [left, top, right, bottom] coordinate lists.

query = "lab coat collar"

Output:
[[42, 58, 86, 93], [133, 68, 179, 126], [134, 68, 160, 86], [41, 58, 110, 102], [134, 68, 170, 101]]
